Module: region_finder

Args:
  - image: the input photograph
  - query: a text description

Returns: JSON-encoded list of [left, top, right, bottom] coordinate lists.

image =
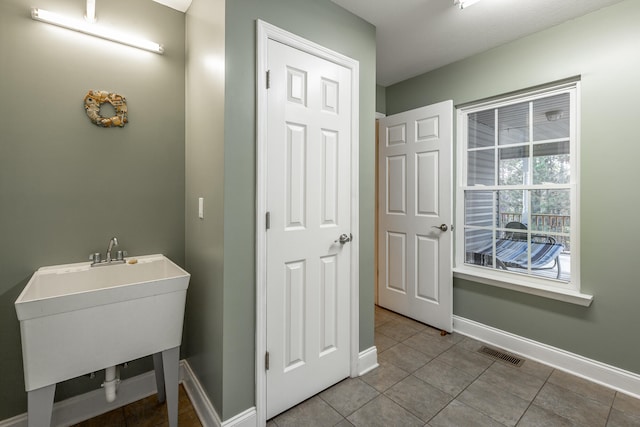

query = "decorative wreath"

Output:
[[84, 90, 128, 127]]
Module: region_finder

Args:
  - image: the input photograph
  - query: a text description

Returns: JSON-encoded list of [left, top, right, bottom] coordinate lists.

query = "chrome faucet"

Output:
[[106, 237, 118, 262], [90, 237, 127, 267]]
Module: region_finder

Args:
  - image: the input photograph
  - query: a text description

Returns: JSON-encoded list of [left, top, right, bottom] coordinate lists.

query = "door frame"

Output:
[[255, 20, 360, 424], [374, 112, 385, 305]]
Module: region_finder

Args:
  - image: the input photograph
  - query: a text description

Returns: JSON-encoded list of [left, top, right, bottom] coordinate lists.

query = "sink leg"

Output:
[[153, 352, 166, 403], [162, 346, 180, 427], [27, 384, 56, 427]]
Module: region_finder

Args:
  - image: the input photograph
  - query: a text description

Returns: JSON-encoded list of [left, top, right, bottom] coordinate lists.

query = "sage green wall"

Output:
[[223, 0, 376, 419], [386, 0, 640, 374], [185, 0, 225, 416], [376, 84, 386, 114], [0, 0, 185, 420]]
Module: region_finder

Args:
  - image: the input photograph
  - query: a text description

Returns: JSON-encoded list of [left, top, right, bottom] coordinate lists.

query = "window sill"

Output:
[[453, 267, 593, 307]]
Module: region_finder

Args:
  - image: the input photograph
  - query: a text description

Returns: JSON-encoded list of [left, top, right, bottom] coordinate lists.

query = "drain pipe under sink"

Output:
[[102, 366, 119, 402]]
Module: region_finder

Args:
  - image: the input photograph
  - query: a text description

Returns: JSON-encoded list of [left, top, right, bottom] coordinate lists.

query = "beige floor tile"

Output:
[[347, 395, 423, 427], [414, 358, 477, 397], [271, 396, 343, 427], [533, 382, 610, 426], [319, 377, 379, 417], [458, 377, 530, 426], [378, 342, 432, 373], [384, 375, 452, 422], [547, 369, 616, 407]]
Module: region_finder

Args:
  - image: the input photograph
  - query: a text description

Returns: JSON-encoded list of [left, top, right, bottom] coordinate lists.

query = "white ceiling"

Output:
[[331, 0, 626, 87]]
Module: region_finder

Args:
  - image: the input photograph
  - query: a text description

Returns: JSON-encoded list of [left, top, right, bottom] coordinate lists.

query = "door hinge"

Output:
[[266, 70, 271, 89], [265, 211, 271, 230], [265, 351, 270, 370]]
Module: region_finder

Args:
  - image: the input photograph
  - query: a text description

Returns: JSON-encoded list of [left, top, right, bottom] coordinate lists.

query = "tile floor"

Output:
[[268, 305, 640, 427], [72, 306, 640, 426], [71, 384, 202, 427]]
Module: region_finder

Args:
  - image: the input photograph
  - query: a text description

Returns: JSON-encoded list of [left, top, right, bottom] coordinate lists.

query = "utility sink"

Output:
[[15, 254, 190, 427], [16, 254, 189, 322]]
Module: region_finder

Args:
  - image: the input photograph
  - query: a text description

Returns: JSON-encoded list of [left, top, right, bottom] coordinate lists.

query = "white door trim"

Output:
[[255, 20, 360, 425]]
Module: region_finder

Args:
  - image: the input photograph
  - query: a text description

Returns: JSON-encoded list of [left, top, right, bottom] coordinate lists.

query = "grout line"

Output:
[[513, 369, 549, 426], [604, 392, 616, 426], [446, 361, 502, 424]]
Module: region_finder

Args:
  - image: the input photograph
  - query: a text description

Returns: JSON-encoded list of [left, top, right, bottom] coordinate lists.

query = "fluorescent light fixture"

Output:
[[454, 0, 482, 9], [31, 8, 164, 54]]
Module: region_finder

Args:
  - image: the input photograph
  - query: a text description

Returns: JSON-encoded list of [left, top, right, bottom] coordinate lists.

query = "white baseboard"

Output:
[[175, 360, 258, 427], [179, 360, 222, 427], [453, 315, 640, 399], [221, 407, 257, 427], [358, 346, 379, 376]]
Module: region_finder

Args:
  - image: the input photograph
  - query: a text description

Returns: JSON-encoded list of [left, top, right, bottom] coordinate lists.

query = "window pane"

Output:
[[528, 233, 570, 282], [468, 109, 495, 149], [468, 149, 495, 186], [499, 146, 529, 186], [533, 141, 570, 184], [465, 191, 494, 227], [529, 189, 572, 255], [498, 102, 529, 145], [530, 253, 569, 282], [503, 221, 528, 241], [498, 190, 525, 228], [464, 228, 494, 267], [533, 93, 570, 141], [530, 189, 570, 233]]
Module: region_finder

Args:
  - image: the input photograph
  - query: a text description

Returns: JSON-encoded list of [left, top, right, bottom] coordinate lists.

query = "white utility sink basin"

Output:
[[15, 254, 190, 396]]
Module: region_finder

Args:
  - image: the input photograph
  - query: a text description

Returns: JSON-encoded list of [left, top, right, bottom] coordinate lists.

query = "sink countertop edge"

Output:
[[15, 254, 190, 321]]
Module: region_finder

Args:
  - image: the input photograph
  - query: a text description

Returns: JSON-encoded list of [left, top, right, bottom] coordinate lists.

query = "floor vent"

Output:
[[478, 346, 525, 367]]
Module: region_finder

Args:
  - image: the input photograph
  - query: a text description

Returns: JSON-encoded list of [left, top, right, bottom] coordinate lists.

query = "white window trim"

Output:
[[452, 270, 592, 306], [454, 82, 592, 306]]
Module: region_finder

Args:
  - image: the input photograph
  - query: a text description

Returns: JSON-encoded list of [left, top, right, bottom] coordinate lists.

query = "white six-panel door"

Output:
[[265, 38, 353, 419], [378, 101, 453, 332]]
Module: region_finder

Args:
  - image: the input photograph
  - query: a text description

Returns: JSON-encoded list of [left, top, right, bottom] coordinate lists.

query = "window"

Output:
[[455, 83, 581, 296]]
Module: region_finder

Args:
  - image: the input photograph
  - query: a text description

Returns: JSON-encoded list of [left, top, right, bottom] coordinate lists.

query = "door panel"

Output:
[[416, 234, 438, 301], [321, 130, 338, 225], [266, 39, 352, 419], [284, 260, 305, 370], [387, 155, 407, 214], [286, 123, 307, 229], [416, 151, 439, 216], [386, 231, 407, 293], [378, 101, 453, 332]]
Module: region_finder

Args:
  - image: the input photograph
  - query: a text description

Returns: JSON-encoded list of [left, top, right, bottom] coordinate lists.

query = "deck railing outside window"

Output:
[[500, 213, 570, 251]]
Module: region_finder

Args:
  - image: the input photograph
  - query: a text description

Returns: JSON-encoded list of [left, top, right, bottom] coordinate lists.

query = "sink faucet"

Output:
[[90, 237, 127, 267], [106, 237, 118, 262]]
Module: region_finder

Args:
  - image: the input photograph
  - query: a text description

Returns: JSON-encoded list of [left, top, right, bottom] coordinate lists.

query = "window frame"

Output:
[[453, 82, 592, 306]]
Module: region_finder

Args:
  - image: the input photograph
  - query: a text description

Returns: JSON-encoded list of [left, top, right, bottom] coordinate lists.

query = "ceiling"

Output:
[[331, 0, 626, 86]]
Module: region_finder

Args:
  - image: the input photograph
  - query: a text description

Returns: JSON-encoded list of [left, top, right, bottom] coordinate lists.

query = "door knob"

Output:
[[432, 224, 448, 232], [335, 233, 353, 244]]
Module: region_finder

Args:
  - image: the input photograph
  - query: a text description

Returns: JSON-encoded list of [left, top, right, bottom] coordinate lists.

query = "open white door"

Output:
[[378, 101, 453, 332], [258, 27, 359, 419]]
